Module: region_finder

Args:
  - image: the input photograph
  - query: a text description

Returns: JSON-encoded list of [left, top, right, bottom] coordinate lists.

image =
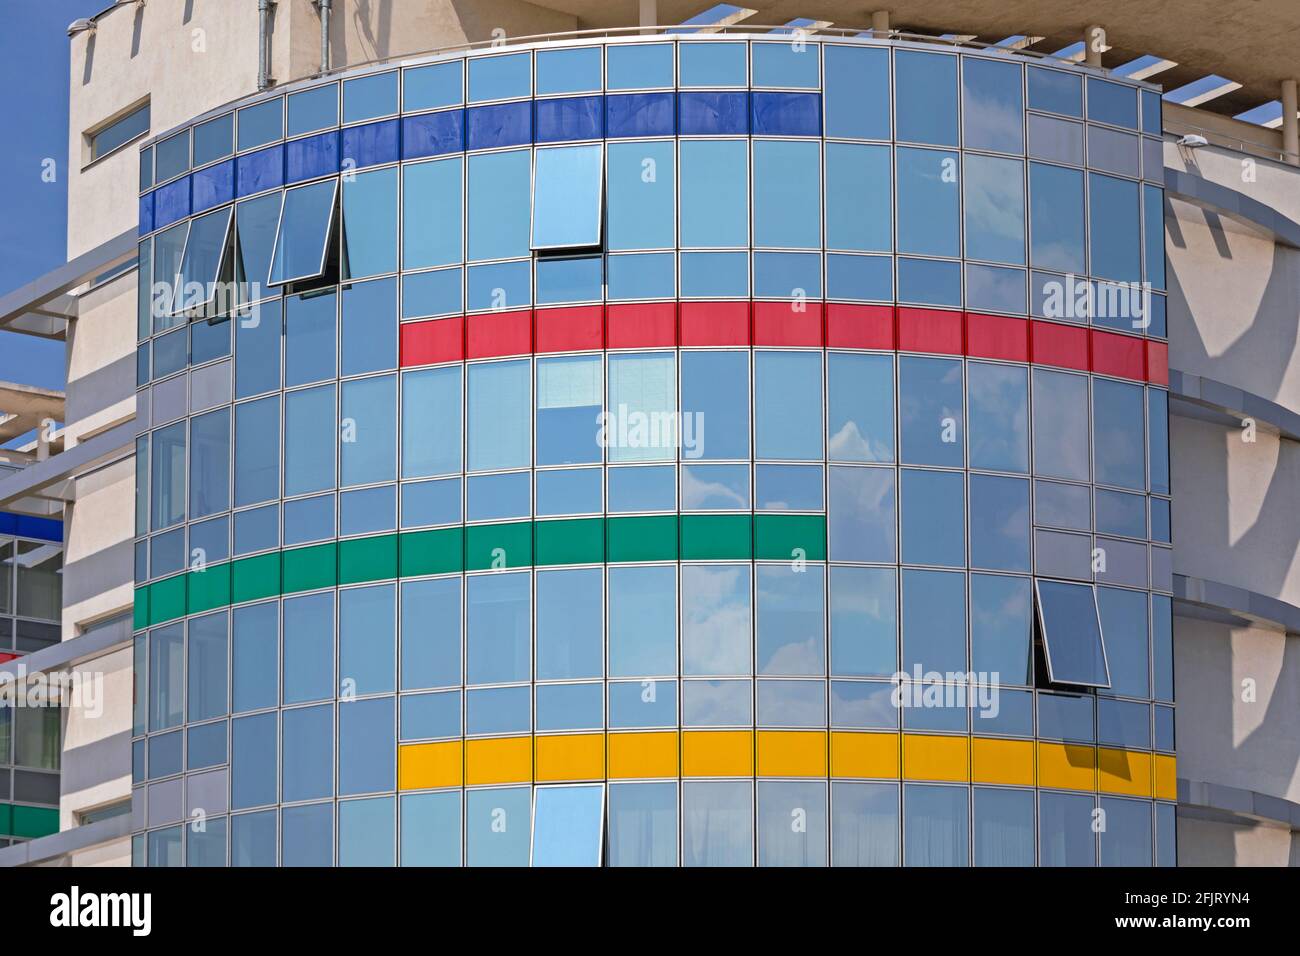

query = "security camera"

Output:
[[1177, 134, 1209, 148]]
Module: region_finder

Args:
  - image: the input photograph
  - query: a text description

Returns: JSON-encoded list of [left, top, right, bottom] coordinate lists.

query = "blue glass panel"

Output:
[[962, 57, 1024, 153], [825, 143, 891, 252], [343, 71, 398, 124], [895, 51, 959, 146], [466, 685, 531, 734], [467, 149, 531, 260], [537, 47, 602, 95], [403, 268, 462, 318], [467, 101, 532, 149], [680, 251, 748, 297], [468, 52, 531, 102], [466, 260, 530, 310], [284, 494, 334, 545], [681, 463, 749, 510], [897, 147, 960, 257], [536, 682, 603, 731], [1144, 184, 1166, 291], [823, 44, 889, 139], [535, 95, 603, 142], [1088, 78, 1139, 129], [285, 130, 339, 184], [400, 691, 461, 739], [1037, 581, 1110, 686], [532, 144, 603, 248], [191, 160, 234, 214], [679, 91, 749, 135], [679, 41, 746, 86], [829, 566, 897, 676], [403, 157, 462, 269], [609, 682, 677, 729], [532, 785, 604, 866], [902, 569, 967, 673], [1029, 67, 1082, 117], [964, 153, 1025, 264], [607, 465, 676, 513], [341, 375, 397, 486], [341, 119, 399, 169], [1090, 172, 1141, 282], [235, 144, 284, 197], [401, 478, 462, 527], [341, 166, 398, 279], [753, 140, 820, 248], [607, 141, 675, 250], [341, 484, 396, 535], [401, 110, 465, 159], [897, 258, 962, 306], [338, 696, 395, 794], [341, 277, 397, 376], [287, 84, 338, 137], [231, 712, 277, 809], [751, 91, 820, 136], [536, 255, 602, 304], [139, 193, 154, 234], [269, 179, 337, 285], [403, 61, 463, 111], [400, 576, 461, 689], [1030, 162, 1086, 273], [154, 178, 191, 230], [754, 351, 822, 459], [607, 253, 675, 300], [467, 472, 530, 521], [969, 474, 1030, 571], [752, 42, 819, 88], [828, 352, 893, 462], [970, 573, 1032, 683], [608, 563, 676, 675], [901, 468, 965, 567], [282, 703, 333, 799], [536, 468, 602, 516], [237, 98, 283, 151], [681, 350, 749, 460], [966, 263, 1027, 314], [608, 43, 673, 90], [282, 802, 332, 866], [679, 140, 748, 247], [753, 252, 821, 298], [606, 92, 675, 138], [465, 786, 530, 866], [827, 254, 892, 301]]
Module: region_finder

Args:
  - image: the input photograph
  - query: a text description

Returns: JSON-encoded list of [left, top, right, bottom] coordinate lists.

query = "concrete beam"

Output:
[[0, 228, 136, 339], [0, 419, 135, 512]]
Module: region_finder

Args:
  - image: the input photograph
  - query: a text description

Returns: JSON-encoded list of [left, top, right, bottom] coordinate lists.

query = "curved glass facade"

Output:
[[132, 35, 1174, 866]]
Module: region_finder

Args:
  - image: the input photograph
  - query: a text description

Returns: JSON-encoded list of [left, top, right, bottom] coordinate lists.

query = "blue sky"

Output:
[[0, 1, 106, 392]]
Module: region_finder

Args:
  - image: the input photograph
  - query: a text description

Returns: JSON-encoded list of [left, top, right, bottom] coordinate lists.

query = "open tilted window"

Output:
[[1034, 579, 1111, 688], [531, 144, 603, 251], [269, 178, 339, 286], [530, 783, 605, 867], [173, 206, 233, 315]]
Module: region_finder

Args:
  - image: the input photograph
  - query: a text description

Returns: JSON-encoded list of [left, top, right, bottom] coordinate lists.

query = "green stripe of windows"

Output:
[[133, 513, 827, 628]]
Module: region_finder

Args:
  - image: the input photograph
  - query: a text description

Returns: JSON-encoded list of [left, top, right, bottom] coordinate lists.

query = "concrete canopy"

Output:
[[540, 0, 1299, 114]]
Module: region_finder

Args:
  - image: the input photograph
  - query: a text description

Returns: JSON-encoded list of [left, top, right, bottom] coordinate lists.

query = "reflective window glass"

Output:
[[896, 51, 958, 145], [467, 572, 530, 684], [899, 356, 963, 467], [1093, 377, 1146, 490], [467, 150, 530, 261], [537, 355, 602, 465], [973, 787, 1034, 866], [962, 57, 1023, 153], [403, 61, 463, 111], [532, 145, 603, 249], [825, 143, 891, 252], [679, 42, 746, 87], [968, 361, 1028, 472], [754, 351, 822, 459], [1036, 580, 1110, 686], [342, 166, 397, 279], [969, 474, 1030, 571], [970, 573, 1032, 684], [897, 147, 960, 257], [607, 352, 676, 463], [679, 140, 748, 247], [608, 782, 677, 866], [964, 154, 1025, 264], [828, 465, 895, 563], [904, 784, 968, 866], [901, 468, 965, 567], [269, 179, 338, 285], [682, 564, 751, 676], [468, 53, 531, 102], [823, 45, 889, 139], [902, 569, 966, 673], [830, 566, 897, 677], [753, 140, 820, 248], [532, 785, 604, 866], [607, 141, 674, 250], [1032, 369, 1089, 481], [682, 780, 753, 867], [1029, 163, 1085, 273], [607, 44, 673, 90]]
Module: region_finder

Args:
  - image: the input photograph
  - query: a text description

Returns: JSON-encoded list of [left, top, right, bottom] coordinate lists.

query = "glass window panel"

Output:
[[92, 102, 151, 159], [400, 791, 461, 866], [1095, 488, 1146, 538], [338, 796, 395, 867], [403, 157, 463, 270], [284, 290, 336, 387], [282, 703, 334, 802], [825, 143, 891, 252], [1088, 78, 1138, 128], [1100, 796, 1152, 866], [269, 179, 338, 285], [753, 251, 820, 299], [1097, 585, 1149, 698], [468, 359, 530, 471], [339, 276, 396, 376], [536, 467, 602, 516], [402, 366, 461, 479], [341, 167, 398, 279], [754, 351, 822, 460], [899, 356, 963, 467], [194, 114, 233, 169], [466, 786, 530, 866], [467, 150, 530, 260], [902, 569, 967, 673], [175, 207, 233, 313], [679, 140, 748, 247], [682, 564, 752, 676], [828, 465, 895, 563], [283, 591, 334, 704], [467, 572, 530, 684], [682, 779, 752, 867], [751, 41, 818, 88], [753, 140, 820, 248], [150, 421, 186, 531], [189, 407, 230, 520], [466, 472, 528, 522], [827, 352, 893, 463], [468, 52, 531, 102], [538, 255, 602, 305], [340, 374, 396, 486], [343, 71, 398, 123], [969, 474, 1030, 572], [607, 43, 673, 90], [535, 682, 602, 732], [607, 141, 675, 250], [237, 99, 282, 151], [283, 384, 335, 497], [609, 679, 677, 728], [1037, 580, 1110, 686], [148, 623, 184, 731], [401, 477, 461, 527], [339, 584, 395, 696], [1090, 173, 1142, 285], [962, 57, 1023, 153], [1144, 184, 1166, 290], [973, 787, 1034, 866], [826, 251, 892, 309], [823, 45, 889, 139], [465, 685, 530, 735], [830, 566, 897, 677], [1148, 388, 1169, 494], [607, 352, 676, 463], [404, 61, 462, 111], [155, 130, 190, 181], [1028, 68, 1082, 117], [836, 679, 895, 731], [1028, 113, 1084, 165], [187, 612, 227, 723], [400, 577, 461, 690], [532, 145, 603, 249], [234, 195, 282, 310], [532, 785, 604, 866], [900, 468, 965, 567], [967, 361, 1028, 472], [755, 463, 822, 511], [190, 515, 230, 566], [338, 696, 395, 794], [607, 464, 675, 512], [680, 251, 749, 297], [831, 781, 898, 866], [679, 42, 746, 87], [964, 154, 1025, 264], [757, 780, 826, 867], [536, 568, 603, 680], [607, 251, 674, 300], [287, 84, 338, 136], [609, 565, 676, 676], [970, 573, 1032, 684], [232, 601, 278, 712], [1032, 369, 1089, 481], [896, 51, 958, 145], [681, 351, 748, 461], [608, 782, 677, 866], [1029, 163, 1086, 273], [1093, 377, 1146, 490], [904, 784, 968, 866], [231, 712, 277, 809], [537, 355, 602, 465], [756, 565, 825, 676], [1039, 790, 1096, 866], [897, 147, 960, 257], [281, 801, 332, 866], [536, 46, 601, 95]]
